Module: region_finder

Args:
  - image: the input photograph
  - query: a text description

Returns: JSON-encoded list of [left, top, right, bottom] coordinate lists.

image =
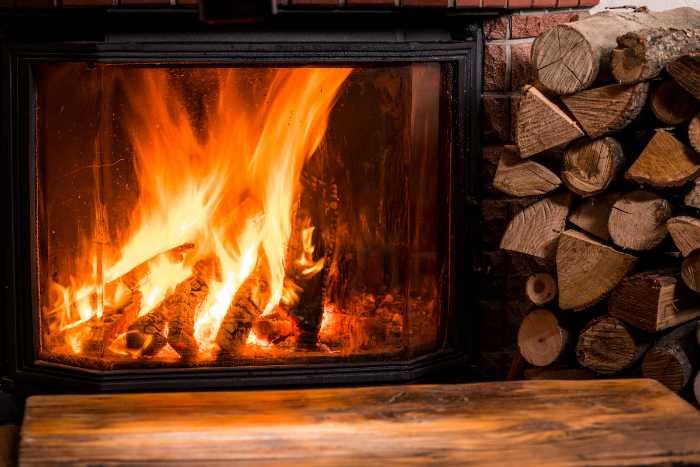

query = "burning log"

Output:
[[106, 242, 195, 294], [216, 263, 269, 354], [252, 309, 297, 345], [103, 290, 142, 348], [125, 307, 169, 358], [126, 258, 214, 358]]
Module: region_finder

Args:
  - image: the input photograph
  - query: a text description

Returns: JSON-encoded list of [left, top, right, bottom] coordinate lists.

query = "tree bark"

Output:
[[493, 150, 562, 197], [576, 315, 650, 375], [612, 27, 700, 84], [561, 82, 649, 138], [531, 7, 700, 95], [500, 192, 572, 260], [517, 308, 569, 367], [626, 129, 700, 188], [609, 271, 700, 333], [515, 85, 584, 158], [667, 54, 700, 100], [556, 230, 637, 311], [561, 137, 624, 197], [642, 319, 700, 392]]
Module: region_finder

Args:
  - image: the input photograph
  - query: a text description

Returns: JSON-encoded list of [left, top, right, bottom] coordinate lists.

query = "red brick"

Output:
[[401, 0, 448, 6], [578, 0, 598, 5], [483, 95, 511, 143], [482, 0, 506, 7], [510, 12, 582, 39], [557, 0, 579, 6], [507, 0, 531, 8], [455, 0, 480, 7], [289, 0, 339, 7], [484, 44, 507, 92], [531, 0, 555, 6], [346, 0, 394, 6], [511, 42, 535, 90], [63, 0, 112, 5], [483, 15, 508, 39]]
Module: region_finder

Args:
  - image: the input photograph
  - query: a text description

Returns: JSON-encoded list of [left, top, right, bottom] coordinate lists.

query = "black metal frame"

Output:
[[0, 12, 482, 393]]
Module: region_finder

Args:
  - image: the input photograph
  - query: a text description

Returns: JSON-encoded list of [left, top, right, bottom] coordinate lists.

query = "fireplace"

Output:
[[0, 10, 480, 391]]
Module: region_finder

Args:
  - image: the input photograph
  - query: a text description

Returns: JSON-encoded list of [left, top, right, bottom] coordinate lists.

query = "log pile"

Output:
[[502, 6, 700, 404]]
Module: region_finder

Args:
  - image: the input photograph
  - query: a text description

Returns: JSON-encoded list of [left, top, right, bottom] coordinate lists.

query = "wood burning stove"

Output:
[[0, 10, 481, 392]]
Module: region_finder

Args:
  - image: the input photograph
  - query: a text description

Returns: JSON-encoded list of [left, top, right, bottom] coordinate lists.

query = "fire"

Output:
[[44, 67, 352, 361]]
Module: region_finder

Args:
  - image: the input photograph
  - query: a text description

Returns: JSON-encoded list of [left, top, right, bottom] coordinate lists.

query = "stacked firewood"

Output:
[[498, 6, 700, 403]]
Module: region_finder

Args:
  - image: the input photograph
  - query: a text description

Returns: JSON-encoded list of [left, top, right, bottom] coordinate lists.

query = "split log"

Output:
[[642, 319, 700, 392], [609, 271, 700, 333], [576, 315, 650, 375], [556, 230, 637, 311], [681, 251, 700, 292], [515, 85, 584, 158], [667, 216, 700, 257], [568, 192, 620, 241], [608, 191, 671, 251], [689, 113, 700, 154], [650, 79, 698, 125], [517, 308, 569, 367], [612, 27, 700, 84], [667, 54, 700, 100], [492, 150, 561, 197], [627, 130, 700, 188], [695, 370, 700, 405], [103, 290, 142, 347], [561, 137, 624, 197], [531, 7, 700, 95], [525, 272, 557, 306], [561, 82, 649, 138], [500, 192, 571, 260], [685, 180, 700, 209]]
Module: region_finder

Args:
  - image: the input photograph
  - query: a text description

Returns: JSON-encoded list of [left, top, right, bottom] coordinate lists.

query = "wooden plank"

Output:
[[19, 380, 700, 466]]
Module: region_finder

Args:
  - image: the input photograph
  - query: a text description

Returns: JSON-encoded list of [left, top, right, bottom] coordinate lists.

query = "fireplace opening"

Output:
[[34, 62, 452, 370]]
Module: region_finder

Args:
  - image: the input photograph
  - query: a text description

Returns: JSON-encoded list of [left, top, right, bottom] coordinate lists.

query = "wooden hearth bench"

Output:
[[18, 379, 700, 465]]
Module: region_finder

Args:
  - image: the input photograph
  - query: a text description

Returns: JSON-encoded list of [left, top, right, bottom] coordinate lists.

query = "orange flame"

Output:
[[45, 67, 352, 360]]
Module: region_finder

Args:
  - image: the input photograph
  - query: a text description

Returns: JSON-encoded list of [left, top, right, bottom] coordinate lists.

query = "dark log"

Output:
[[568, 192, 620, 241], [650, 79, 698, 125], [667, 54, 700, 100], [642, 319, 700, 392], [576, 315, 650, 375]]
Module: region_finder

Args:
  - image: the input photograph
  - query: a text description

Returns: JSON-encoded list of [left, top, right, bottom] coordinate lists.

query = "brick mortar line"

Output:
[[486, 37, 535, 45]]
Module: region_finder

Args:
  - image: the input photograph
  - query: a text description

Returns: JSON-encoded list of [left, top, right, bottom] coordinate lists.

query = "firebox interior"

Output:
[[34, 62, 451, 370]]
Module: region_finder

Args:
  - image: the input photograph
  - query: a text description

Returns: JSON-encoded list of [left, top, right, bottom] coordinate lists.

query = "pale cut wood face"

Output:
[[19, 379, 700, 465]]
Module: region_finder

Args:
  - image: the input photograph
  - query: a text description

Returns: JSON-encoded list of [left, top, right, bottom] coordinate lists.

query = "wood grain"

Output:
[[20, 380, 700, 466], [626, 129, 700, 188]]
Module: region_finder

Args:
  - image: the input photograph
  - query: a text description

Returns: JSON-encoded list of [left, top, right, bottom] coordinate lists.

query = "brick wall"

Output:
[[478, 8, 591, 378]]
